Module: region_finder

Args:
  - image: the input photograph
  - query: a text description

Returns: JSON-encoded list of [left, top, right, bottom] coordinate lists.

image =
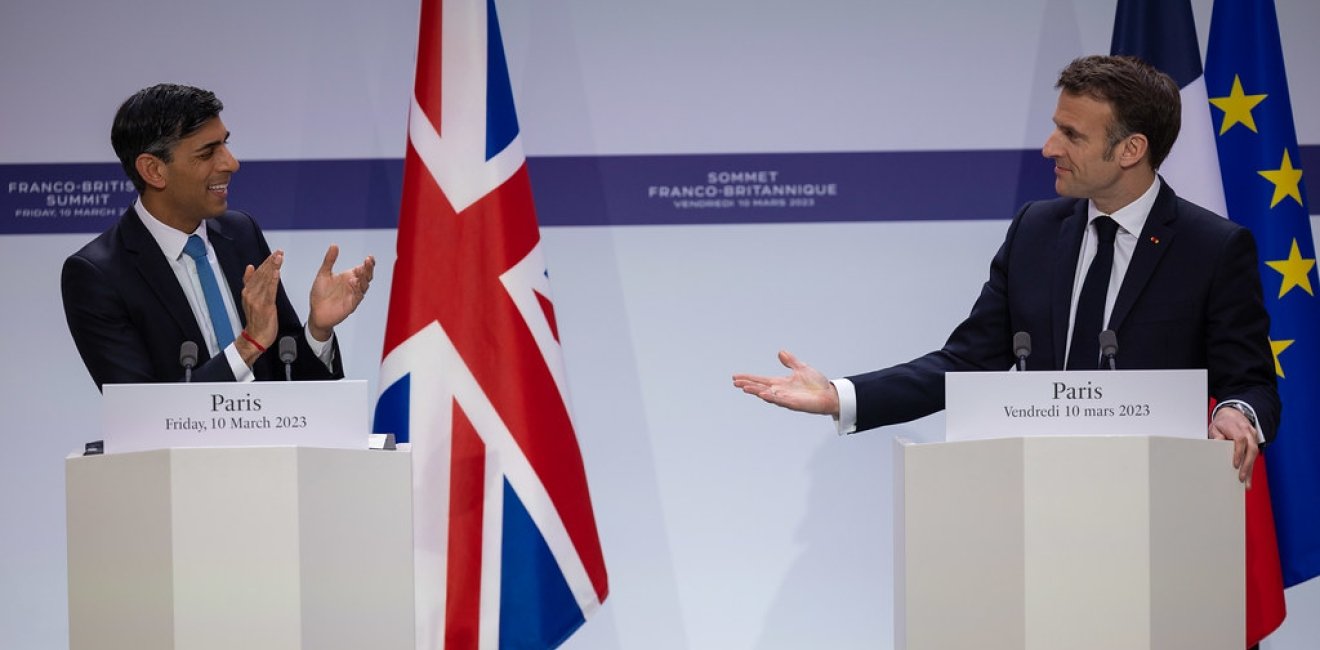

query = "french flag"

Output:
[[374, 0, 609, 647], [1111, 0, 1227, 216]]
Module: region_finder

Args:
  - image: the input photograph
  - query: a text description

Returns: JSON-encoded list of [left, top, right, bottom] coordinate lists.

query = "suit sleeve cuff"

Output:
[[831, 377, 858, 436], [1213, 399, 1264, 444]]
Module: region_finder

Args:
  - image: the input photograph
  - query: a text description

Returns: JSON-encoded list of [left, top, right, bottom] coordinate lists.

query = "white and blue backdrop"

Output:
[[1, 0, 1317, 648]]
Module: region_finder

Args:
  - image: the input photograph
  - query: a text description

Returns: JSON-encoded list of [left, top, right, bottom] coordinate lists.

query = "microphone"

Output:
[[278, 336, 297, 381], [179, 341, 199, 383], [1098, 330, 1119, 370], [1013, 331, 1032, 372]]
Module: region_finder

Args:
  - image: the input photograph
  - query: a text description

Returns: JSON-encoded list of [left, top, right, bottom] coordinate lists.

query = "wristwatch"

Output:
[[1218, 402, 1264, 446]]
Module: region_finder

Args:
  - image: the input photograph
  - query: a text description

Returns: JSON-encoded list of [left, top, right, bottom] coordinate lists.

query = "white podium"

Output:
[[894, 435, 1243, 650], [66, 445, 414, 650]]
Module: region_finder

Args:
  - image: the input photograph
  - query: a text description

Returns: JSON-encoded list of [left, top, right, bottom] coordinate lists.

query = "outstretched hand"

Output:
[[308, 244, 376, 341], [732, 350, 841, 416]]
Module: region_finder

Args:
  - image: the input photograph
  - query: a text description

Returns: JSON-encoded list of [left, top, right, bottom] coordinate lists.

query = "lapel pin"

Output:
[[1149, 236, 1160, 245]]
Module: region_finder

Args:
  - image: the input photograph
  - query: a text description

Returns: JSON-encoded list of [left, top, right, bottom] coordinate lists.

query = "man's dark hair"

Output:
[[111, 84, 224, 192], [1056, 55, 1180, 169]]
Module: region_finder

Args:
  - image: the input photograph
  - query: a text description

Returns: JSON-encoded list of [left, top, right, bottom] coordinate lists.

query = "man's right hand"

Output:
[[733, 350, 841, 417], [237, 250, 283, 366], [1209, 406, 1260, 489]]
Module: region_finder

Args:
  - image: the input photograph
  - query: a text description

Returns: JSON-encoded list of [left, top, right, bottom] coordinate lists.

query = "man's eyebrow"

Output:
[[193, 132, 231, 153]]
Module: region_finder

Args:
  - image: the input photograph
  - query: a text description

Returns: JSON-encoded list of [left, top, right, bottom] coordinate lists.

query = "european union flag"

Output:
[[1206, 0, 1320, 589]]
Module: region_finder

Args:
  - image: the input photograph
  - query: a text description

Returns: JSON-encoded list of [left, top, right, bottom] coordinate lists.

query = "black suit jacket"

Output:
[[848, 182, 1280, 441], [62, 207, 344, 389]]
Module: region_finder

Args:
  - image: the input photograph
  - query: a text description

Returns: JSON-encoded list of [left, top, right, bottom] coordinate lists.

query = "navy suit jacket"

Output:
[[62, 207, 343, 389], [848, 182, 1280, 441]]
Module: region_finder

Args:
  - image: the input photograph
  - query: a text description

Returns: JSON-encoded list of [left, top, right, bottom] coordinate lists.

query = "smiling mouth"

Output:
[[208, 183, 229, 197]]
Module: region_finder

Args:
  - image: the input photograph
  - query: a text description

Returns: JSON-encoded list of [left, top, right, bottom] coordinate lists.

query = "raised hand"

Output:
[[733, 350, 840, 416], [239, 250, 283, 365], [308, 244, 376, 341]]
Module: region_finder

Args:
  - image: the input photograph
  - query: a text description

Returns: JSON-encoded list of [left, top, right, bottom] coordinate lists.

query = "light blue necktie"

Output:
[[182, 235, 236, 349]]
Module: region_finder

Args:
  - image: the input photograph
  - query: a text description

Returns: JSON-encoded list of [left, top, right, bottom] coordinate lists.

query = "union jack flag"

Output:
[[374, 0, 609, 647]]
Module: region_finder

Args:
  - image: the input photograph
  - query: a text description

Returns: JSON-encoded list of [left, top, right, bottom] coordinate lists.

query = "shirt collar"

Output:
[[1087, 176, 1161, 236], [134, 196, 209, 261]]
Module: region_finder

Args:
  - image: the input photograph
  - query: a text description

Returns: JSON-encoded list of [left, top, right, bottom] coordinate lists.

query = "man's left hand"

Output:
[[1209, 407, 1259, 489], [308, 244, 376, 342]]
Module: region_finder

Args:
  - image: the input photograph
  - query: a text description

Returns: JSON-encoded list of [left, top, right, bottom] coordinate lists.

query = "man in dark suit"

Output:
[[62, 84, 375, 389], [734, 55, 1278, 486]]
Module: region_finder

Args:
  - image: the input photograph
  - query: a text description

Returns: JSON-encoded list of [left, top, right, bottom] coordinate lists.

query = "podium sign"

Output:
[[945, 369, 1206, 442], [102, 380, 368, 454]]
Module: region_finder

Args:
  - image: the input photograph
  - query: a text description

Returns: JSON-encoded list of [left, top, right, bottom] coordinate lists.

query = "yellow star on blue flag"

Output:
[[1209, 75, 1267, 135], [1265, 239, 1317, 299], [1258, 149, 1305, 208]]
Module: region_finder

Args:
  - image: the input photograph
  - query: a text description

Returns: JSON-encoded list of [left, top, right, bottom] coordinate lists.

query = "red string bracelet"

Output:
[[240, 330, 267, 353]]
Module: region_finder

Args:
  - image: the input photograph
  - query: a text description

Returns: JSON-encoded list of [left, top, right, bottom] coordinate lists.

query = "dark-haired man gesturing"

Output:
[[735, 55, 1278, 487]]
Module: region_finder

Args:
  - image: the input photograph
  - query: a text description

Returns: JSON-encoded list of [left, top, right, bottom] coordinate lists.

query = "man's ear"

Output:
[[1118, 133, 1150, 170], [135, 154, 168, 190]]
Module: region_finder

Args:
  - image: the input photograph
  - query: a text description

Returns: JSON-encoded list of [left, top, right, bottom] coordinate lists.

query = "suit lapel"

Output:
[[1109, 183, 1177, 333], [121, 208, 208, 347], [1051, 200, 1088, 369], [207, 218, 250, 328]]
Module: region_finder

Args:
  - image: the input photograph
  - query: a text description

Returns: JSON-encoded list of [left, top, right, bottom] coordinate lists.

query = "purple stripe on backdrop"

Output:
[[3, 147, 1317, 235], [529, 150, 1057, 226]]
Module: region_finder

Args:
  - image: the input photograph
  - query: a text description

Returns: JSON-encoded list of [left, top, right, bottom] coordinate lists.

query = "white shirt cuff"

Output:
[[1213, 399, 1265, 444], [831, 377, 858, 436], [223, 343, 254, 383], [304, 324, 337, 371]]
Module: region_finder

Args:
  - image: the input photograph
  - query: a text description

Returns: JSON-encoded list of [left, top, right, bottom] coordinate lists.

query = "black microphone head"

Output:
[[1098, 330, 1119, 357], [1013, 331, 1032, 358], [179, 341, 199, 369], [278, 336, 297, 363]]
